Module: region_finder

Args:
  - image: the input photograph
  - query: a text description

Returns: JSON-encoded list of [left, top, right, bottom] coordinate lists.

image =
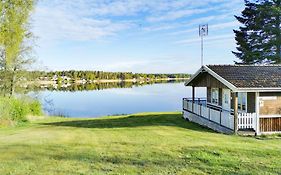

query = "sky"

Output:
[[32, 0, 244, 74]]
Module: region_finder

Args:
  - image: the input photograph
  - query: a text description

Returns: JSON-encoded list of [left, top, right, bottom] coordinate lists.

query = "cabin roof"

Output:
[[208, 65, 281, 88], [185, 65, 281, 92]]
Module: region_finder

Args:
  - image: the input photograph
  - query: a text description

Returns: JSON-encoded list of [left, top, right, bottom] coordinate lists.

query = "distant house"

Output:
[[183, 65, 281, 135]]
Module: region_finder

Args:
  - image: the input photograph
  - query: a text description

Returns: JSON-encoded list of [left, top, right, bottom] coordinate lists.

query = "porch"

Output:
[[183, 98, 258, 134]]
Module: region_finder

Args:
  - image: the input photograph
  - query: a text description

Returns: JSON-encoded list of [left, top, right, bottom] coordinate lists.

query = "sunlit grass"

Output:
[[0, 112, 280, 174]]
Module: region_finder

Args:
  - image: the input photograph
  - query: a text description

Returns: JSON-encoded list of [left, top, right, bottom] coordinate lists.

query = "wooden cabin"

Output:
[[183, 65, 281, 135]]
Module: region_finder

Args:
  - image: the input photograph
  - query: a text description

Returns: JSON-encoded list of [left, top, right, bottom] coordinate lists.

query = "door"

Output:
[[222, 89, 231, 111]]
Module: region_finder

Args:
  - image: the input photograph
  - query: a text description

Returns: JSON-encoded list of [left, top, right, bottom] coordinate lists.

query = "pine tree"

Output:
[[233, 0, 281, 64]]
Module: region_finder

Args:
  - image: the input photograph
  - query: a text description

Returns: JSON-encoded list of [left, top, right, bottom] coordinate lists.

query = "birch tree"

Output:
[[0, 0, 35, 96]]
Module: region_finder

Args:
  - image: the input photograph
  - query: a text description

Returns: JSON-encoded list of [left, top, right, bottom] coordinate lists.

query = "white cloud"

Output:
[[146, 8, 210, 22], [176, 34, 234, 45], [33, 4, 133, 42], [33, 0, 243, 42]]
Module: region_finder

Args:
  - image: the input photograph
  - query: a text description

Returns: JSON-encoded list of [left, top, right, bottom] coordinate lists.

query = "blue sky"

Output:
[[32, 0, 244, 73]]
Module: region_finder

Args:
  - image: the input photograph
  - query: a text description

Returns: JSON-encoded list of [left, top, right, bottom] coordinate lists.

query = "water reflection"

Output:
[[28, 80, 184, 92], [29, 81, 206, 118]]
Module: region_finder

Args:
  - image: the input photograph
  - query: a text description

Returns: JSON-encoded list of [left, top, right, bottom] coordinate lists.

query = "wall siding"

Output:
[[191, 72, 228, 89]]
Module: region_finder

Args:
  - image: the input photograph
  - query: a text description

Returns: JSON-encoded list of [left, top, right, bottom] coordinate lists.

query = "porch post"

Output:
[[255, 92, 260, 135], [233, 92, 238, 134], [192, 86, 195, 112]]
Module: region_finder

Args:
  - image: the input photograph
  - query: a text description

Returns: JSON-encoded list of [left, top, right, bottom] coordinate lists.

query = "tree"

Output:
[[0, 0, 35, 96], [233, 0, 281, 64]]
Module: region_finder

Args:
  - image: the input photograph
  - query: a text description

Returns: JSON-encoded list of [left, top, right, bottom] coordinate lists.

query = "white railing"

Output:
[[209, 108, 221, 124], [183, 98, 234, 130], [238, 113, 257, 131], [193, 103, 201, 116], [201, 105, 209, 119], [221, 111, 234, 130], [183, 99, 258, 131]]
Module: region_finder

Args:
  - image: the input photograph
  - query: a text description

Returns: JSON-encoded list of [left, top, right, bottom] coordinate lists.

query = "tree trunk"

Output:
[[9, 69, 16, 97]]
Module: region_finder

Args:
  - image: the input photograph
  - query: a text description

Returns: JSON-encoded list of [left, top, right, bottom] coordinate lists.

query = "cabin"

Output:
[[183, 65, 281, 135]]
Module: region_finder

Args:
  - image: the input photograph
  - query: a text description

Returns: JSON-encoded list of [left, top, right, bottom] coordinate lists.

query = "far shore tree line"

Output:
[[28, 71, 190, 83], [28, 79, 183, 93]]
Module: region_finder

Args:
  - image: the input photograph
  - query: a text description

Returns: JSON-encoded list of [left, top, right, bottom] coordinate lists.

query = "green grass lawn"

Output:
[[0, 112, 280, 175]]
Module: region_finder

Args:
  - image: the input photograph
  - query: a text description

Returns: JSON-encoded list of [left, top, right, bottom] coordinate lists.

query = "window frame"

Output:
[[238, 92, 247, 112], [211, 88, 219, 105]]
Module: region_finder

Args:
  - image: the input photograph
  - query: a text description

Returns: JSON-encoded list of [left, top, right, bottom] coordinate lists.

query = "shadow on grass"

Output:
[[41, 113, 214, 133]]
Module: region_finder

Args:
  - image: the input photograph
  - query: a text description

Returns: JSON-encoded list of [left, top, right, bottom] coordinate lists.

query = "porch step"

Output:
[[238, 129, 256, 136]]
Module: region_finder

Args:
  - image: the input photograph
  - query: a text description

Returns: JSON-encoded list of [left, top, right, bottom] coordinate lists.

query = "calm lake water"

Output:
[[32, 82, 206, 118]]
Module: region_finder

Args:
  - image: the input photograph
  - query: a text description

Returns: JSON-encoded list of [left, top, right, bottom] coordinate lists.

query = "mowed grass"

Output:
[[0, 112, 280, 175]]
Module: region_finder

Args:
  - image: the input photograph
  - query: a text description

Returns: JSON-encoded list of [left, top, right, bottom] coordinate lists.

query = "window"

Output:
[[238, 92, 247, 111], [259, 96, 281, 116], [224, 94, 229, 104], [211, 88, 219, 105]]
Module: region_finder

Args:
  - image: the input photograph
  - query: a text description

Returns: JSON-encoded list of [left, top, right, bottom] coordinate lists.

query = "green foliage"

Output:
[[28, 100, 42, 116], [233, 0, 281, 64], [0, 97, 42, 124], [0, 0, 36, 96], [8, 98, 29, 121], [27, 79, 184, 92], [29, 70, 190, 82]]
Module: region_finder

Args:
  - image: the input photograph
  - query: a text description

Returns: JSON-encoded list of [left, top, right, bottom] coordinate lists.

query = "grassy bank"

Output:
[[0, 112, 280, 175]]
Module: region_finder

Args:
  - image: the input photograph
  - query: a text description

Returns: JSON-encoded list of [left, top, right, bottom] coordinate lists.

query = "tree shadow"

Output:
[[41, 113, 214, 133]]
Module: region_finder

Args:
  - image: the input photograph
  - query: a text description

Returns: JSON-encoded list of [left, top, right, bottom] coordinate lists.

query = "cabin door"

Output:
[[222, 89, 231, 111]]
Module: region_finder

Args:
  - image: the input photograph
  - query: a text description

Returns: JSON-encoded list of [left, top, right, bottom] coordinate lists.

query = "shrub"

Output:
[[9, 98, 29, 122], [28, 100, 42, 116], [0, 96, 43, 125]]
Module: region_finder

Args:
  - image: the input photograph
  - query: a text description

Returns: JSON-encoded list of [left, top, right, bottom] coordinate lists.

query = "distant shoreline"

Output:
[[37, 78, 189, 85]]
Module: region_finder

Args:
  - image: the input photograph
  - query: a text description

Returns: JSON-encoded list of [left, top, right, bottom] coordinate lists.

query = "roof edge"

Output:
[[184, 66, 205, 86], [236, 87, 281, 92], [204, 65, 237, 91], [184, 65, 238, 91]]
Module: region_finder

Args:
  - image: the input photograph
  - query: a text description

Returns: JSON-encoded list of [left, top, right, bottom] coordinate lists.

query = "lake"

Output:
[[31, 82, 206, 118]]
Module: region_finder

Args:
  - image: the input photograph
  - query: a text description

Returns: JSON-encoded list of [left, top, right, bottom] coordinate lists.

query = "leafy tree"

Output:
[[0, 0, 35, 96], [233, 0, 281, 64]]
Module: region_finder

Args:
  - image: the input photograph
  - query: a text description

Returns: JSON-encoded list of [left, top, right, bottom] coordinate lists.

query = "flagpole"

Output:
[[201, 35, 203, 66], [199, 24, 208, 67]]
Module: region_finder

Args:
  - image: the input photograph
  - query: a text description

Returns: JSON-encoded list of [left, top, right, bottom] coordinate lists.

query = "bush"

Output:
[[9, 98, 29, 122], [28, 100, 42, 116], [0, 96, 43, 124]]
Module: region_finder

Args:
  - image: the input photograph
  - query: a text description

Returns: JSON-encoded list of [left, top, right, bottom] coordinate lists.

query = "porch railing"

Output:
[[183, 98, 257, 131], [238, 113, 257, 131], [183, 98, 234, 130]]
